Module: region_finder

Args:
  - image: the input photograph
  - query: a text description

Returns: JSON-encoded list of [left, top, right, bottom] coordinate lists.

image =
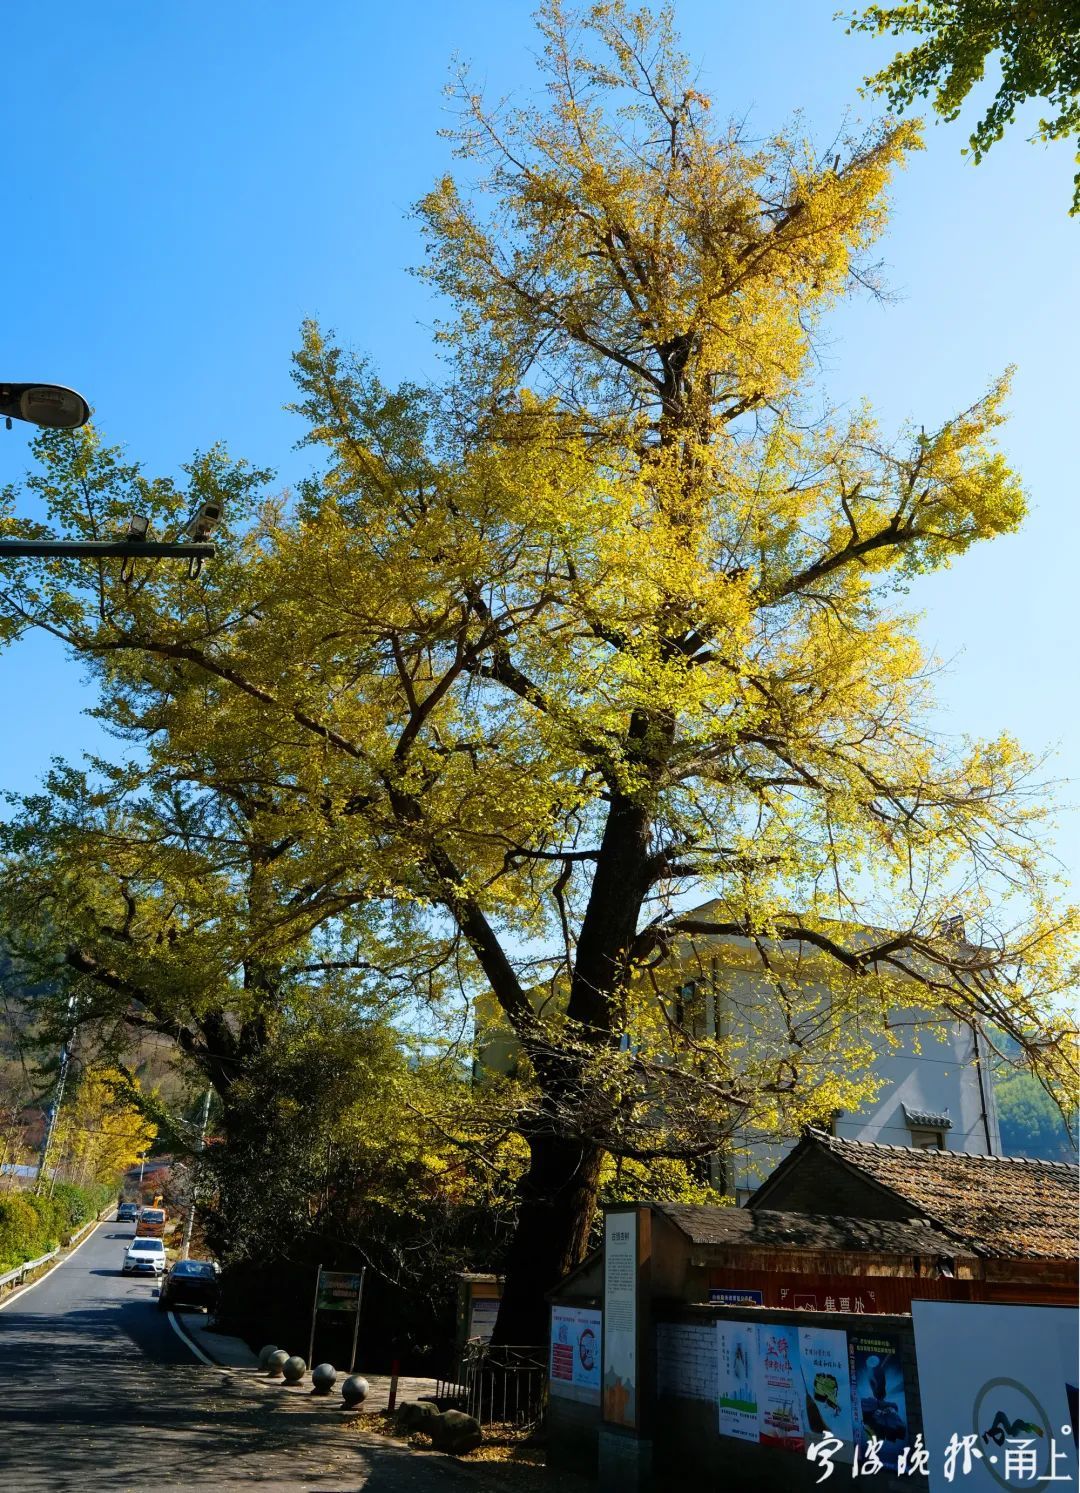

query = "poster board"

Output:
[[468, 1296, 500, 1341], [308, 1264, 365, 1375], [913, 1301, 1079, 1493], [550, 1305, 602, 1404], [848, 1327, 909, 1472], [758, 1324, 806, 1451], [603, 1210, 638, 1427], [713, 1318, 893, 1465], [316, 1270, 363, 1311], [717, 1320, 759, 1441], [799, 1325, 855, 1458]]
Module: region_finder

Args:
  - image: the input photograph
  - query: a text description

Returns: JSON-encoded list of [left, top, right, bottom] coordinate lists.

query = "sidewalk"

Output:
[[170, 1308, 260, 1368], [168, 1322, 589, 1491], [174, 1311, 440, 1409]]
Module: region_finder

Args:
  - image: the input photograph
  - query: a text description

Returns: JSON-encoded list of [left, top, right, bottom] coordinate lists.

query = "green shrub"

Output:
[[51, 1182, 113, 1236], [0, 1181, 118, 1274], [0, 1195, 43, 1273], [26, 1194, 65, 1252]]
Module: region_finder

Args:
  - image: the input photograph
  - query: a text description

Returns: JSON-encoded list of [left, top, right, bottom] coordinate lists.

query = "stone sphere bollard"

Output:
[[258, 1344, 280, 1369], [341, 1374, 370, 1408], [312, 1362, 337, 1395], [266, 1349, 290, 1377], [282, 1355, 307, 1384]]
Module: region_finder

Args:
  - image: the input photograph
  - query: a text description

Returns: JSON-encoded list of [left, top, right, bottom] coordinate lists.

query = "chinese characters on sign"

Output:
[[602, 1211, 637, 1428], [805, 1428, 1076, 1484], [709, 1269, 922, 1313], [315, 1270, 362, 1311]]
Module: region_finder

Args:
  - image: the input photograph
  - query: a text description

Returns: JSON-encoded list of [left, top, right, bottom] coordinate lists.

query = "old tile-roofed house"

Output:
[[654, 1203, 962, 1256], [749, 1129, 1078, 1296], [550, 1201, 988, 1322]]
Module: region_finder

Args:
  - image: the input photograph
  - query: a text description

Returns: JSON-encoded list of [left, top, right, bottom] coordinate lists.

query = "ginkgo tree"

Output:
[[0, 0, 1075, 1343], [48, 1067, 156, 1188]]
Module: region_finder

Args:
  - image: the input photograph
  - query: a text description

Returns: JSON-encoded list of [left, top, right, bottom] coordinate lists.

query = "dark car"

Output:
[[117, 1202, 138, 1223], [157, 1258, 219, 1312]]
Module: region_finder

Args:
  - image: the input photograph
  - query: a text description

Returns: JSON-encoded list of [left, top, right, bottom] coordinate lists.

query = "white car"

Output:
[[122, 1237, 166, 1276]]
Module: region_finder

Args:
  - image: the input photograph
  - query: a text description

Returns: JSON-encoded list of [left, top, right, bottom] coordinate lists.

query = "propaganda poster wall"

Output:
[[716, 1319, 898, 1464]]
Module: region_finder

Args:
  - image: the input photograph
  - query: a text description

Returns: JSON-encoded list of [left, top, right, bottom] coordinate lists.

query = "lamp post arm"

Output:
[[0, 539, 215, 560]]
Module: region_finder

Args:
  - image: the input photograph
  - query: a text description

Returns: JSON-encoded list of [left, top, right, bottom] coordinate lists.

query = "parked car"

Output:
[[117, 1202, 138, 1223], [157, 1259, 220, 1312], [122, 1237, 166, 1276]]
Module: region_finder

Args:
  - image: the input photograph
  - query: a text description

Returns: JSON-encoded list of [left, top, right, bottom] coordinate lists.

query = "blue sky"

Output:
[[0, 2, 1076, 883]]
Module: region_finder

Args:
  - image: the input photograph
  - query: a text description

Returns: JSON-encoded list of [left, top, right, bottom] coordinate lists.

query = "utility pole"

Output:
[[36, 992, 76, 1196], [180, 1088, 211, 1260]]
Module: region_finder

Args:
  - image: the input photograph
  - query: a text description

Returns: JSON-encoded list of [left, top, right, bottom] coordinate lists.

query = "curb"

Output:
[[165, 1308, 260, 1373], [166, 1308, 228, 1368]]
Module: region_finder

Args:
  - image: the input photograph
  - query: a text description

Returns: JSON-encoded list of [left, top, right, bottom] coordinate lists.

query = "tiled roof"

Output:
[[901, 1103, 952, 1131], [807, 1130, 1079, 1260], [656, 1204, 961, 1257]]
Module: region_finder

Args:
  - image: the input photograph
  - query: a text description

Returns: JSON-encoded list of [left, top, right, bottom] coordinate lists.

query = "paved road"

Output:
[[0, 1219, 495, 1491]]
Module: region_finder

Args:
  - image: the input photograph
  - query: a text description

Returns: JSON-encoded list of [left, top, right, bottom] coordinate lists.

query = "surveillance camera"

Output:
[[182, 499, 223, 542]]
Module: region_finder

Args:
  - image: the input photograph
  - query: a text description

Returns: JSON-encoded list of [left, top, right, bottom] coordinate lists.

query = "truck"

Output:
[[136, 1206, 166, 1239]]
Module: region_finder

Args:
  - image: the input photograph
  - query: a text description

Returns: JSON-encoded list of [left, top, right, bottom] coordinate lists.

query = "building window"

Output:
[[673, 980, 695, 1030], [910, 1129, 946, 1151]]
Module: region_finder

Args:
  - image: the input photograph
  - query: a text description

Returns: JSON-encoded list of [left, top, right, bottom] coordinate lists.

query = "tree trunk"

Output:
[[491, 1127, 604, 1345], [493, 783, 658, 1344]]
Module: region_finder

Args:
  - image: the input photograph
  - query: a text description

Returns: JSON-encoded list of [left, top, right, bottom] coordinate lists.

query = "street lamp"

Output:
[[0, 382, 218, 568], [0, 382, 91, 431]]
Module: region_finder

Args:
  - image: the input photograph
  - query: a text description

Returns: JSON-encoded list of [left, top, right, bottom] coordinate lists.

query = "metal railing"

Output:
[[435, 1340, 548, 1426], [0, 1209, 111, 1295], [0, 1248, 59, 1293]]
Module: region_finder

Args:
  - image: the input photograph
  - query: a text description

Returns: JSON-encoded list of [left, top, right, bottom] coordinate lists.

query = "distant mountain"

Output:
[[995, 1070, 1078, 1163]]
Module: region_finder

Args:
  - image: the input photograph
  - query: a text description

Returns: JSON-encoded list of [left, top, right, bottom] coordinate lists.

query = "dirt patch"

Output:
[[345, 1413, 594, 1491]]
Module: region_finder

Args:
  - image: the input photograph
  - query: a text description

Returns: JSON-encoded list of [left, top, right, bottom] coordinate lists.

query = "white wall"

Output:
[[723, 1009, 1001, 1199]]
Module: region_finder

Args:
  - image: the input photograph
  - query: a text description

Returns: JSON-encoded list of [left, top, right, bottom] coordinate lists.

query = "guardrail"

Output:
[[0, 1248, 60, 1292], [0, 1207, 113, 1294]]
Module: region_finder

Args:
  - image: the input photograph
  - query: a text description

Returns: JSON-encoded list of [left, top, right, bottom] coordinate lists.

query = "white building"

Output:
[[672, 905, 1001, 1202]]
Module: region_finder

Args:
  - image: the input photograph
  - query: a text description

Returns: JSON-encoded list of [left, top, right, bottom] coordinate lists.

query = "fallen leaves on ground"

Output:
[[343, 1412, 595, 1491]]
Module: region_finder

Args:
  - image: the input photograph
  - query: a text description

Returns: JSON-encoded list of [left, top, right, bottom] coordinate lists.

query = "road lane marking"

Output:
[[167, 1307, 228, 1368], [0, 1215, 109, 1312]]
